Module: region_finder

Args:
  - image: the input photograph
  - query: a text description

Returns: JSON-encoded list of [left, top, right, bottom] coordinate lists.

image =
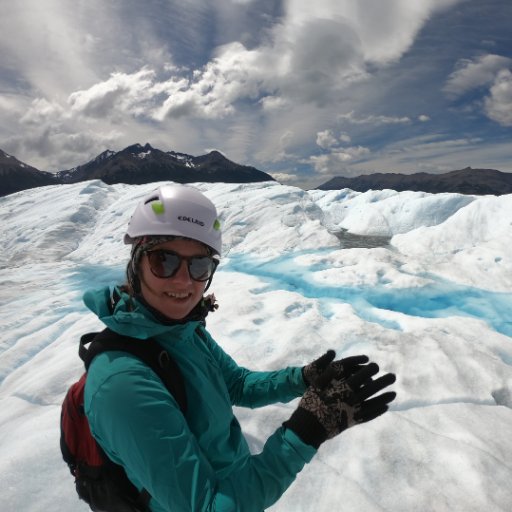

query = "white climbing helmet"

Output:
[[124, 184, 222, 255]]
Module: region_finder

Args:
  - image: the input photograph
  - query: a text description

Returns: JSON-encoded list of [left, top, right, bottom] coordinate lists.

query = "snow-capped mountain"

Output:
[[1, 144, 274, 196], [56, 143, 274, 186], [0, 149, 58, 196]]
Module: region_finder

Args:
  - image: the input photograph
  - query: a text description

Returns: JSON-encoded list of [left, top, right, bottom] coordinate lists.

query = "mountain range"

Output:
[[317, 168, 512, 195], [1, 144, 511, 197], [0, 143, 274, 197]]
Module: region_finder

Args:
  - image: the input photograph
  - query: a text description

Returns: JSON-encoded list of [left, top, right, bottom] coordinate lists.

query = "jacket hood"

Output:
[[83, 286, 199, 340]]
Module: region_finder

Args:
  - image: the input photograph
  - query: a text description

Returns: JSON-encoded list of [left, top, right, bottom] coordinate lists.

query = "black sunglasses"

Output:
[[146, 249, 218, 282]]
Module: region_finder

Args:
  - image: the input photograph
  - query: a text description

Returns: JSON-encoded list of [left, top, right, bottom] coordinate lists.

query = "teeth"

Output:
[[165, 292, 189, 299]]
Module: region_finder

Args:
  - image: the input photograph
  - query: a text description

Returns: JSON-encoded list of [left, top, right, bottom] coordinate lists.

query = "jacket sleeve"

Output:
[[198, 329, 307, 408], [85, 355, 316, 512]]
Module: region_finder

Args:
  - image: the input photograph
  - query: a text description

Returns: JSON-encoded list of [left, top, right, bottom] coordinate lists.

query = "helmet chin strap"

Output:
[[204, 272, 215, 292], [126, 259, 141, 294]]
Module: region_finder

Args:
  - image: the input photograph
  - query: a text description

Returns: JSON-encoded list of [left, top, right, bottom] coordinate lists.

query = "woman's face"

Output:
[[139, 238, 209, 320]]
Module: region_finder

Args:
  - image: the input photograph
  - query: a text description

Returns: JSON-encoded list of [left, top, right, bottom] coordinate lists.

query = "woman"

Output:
[[84, 184, 396, 511]]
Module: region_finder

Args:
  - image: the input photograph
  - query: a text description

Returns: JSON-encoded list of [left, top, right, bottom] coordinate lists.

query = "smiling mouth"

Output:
[[164, 291, 191, 299]]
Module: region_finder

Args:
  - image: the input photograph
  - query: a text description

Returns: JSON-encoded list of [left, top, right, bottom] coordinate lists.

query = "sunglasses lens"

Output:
[[189, 257, 216, 281], [147, 250, 181, 278]]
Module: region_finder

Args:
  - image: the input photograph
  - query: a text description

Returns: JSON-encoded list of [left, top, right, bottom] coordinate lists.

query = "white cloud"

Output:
[[259, 96, 289, 111], [276, 17, 369, 104], [68, 68, 191, 119], [340, 145, 371, 159], [316, 129, 352, 149], [338, 111, 411, 125], [20, 98, 67, 125], [418, 115, 430, 122], [148, 12, 369, 120], [153, 42, 272, 120], [0, 95, 24, 114], [268, 172, 301, 185], [443, 54, 512, 126], [392, 135, 484, 155], [309, 146, 371, 174], [484, 69, 512, 126], [316, 130, 338, 149], [443, 54, 512, 98], [339, 132, 352, 143], [285, 0, 463, 65]]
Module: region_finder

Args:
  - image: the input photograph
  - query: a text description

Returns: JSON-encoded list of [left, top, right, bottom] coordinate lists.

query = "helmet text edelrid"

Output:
[[178, 215, 205, 227]]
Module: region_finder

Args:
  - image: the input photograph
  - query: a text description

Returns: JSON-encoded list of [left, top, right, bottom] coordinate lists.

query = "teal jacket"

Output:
[[83, 287, 316, 512]]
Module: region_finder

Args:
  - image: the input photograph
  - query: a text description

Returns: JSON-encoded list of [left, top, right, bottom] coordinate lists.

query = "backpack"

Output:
[[60, 328, 188, 512]]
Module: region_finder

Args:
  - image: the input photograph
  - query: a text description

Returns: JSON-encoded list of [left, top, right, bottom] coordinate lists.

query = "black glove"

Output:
[[285, 363, 396, 448], [302, 350, 370, 386]]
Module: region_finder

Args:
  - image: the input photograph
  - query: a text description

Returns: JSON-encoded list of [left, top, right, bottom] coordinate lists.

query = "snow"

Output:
[[168, 152, 195, 168], [309, 188, 476, 236], [0, 180, 511, 511]]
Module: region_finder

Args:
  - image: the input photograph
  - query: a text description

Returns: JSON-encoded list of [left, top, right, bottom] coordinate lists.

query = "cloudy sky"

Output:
[[1, 0, 511, 188]]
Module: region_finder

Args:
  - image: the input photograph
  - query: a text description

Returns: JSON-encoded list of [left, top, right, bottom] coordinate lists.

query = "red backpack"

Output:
[[60, 328, 187, 512]]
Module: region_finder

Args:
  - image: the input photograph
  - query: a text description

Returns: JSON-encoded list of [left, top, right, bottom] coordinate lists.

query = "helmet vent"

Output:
[[144, 195, 159, 204]]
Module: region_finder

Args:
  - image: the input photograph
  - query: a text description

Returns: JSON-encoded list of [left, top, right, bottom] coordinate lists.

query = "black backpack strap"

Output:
[[78, 332, 99, 366], [79, 328, 187, 414]]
